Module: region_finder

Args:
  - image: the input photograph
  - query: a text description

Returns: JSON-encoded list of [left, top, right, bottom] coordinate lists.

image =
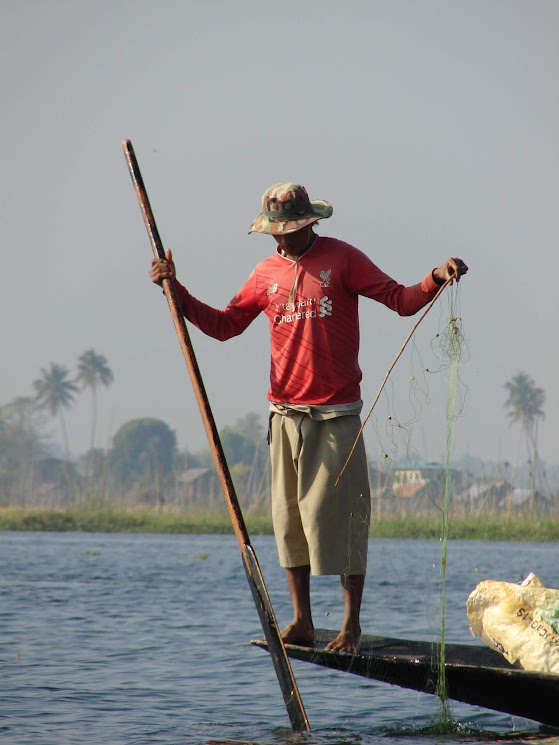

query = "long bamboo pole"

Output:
[[122, 139, 310, 732]]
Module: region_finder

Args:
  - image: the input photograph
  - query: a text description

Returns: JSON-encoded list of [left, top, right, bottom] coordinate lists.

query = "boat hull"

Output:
[[252, 629, 559, 728]]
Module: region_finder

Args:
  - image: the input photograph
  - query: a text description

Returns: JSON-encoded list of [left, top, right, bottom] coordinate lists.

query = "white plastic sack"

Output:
[[467, 573, 559, 674]]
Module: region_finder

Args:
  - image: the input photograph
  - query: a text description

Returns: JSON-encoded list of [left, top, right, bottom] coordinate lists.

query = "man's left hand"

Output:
[[433, 257, 469, 285]]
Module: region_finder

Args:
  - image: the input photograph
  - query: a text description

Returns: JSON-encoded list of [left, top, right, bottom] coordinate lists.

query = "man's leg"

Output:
[[281, 565, 315, 645], [325, 573, 364, 653]]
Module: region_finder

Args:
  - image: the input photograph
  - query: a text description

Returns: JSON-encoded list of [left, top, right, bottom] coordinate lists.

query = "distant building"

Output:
[[176, 467, 217, 506], [372, 461, 464, 513], [455, 480, 551, 513], [391, 461, 462, 499]]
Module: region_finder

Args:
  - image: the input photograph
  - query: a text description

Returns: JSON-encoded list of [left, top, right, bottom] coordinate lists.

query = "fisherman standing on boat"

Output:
[[149, 182, 468, 653]]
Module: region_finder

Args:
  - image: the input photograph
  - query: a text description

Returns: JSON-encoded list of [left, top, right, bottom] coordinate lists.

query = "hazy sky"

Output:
[[2, 1, 558, 469]]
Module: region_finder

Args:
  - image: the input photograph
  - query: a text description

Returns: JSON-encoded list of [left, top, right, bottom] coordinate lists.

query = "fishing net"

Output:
[[332, 282, 469, 729]]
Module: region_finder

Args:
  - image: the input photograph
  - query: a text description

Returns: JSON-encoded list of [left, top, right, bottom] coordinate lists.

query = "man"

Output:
[[150, 182, 468, 653]]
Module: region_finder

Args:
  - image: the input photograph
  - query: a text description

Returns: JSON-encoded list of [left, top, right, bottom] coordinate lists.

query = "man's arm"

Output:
[[150, 249, 261, 341], [344, 247, 468, 316]]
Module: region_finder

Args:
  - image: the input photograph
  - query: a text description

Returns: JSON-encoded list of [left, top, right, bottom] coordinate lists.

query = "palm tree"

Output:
[[76, 349, 114, 454], [504, 372, 545, 514], [34, 362, 78, 459]]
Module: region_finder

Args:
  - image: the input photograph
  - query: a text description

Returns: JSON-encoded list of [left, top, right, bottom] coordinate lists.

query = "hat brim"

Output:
[[248, 200, 333, 235]]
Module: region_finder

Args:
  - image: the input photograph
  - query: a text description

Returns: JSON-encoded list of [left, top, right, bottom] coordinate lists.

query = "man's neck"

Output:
[[279, 232, 317, 261]]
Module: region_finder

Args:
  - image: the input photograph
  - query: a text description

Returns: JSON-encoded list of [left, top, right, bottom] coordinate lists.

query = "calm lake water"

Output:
[[1, 531, 558, 745]]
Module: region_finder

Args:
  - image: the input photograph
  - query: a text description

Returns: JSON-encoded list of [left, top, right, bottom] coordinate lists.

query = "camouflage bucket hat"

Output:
[[248, 182, 333, 235]]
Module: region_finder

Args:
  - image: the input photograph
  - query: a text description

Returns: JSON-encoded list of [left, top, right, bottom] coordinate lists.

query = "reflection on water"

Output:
[[1, 532, 558, 745]]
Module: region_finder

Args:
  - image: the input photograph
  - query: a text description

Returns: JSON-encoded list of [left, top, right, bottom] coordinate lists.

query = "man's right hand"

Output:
[[150, 248, 176, 286]]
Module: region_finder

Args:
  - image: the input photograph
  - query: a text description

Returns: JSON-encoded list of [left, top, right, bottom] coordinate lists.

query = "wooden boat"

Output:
[[252, 629, 559, 728]]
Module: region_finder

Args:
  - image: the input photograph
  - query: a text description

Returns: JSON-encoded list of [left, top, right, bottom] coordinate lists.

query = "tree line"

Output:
[[0, 353, 551, 514], [0, 348, 269, 510]]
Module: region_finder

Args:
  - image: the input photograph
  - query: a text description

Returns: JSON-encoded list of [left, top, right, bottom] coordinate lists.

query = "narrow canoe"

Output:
[[251, 629, 559, 728]]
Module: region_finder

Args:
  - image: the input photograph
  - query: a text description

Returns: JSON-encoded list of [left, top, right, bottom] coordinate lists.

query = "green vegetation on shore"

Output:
[[0, 506, 270, 535], [1, 506, 558, 542]]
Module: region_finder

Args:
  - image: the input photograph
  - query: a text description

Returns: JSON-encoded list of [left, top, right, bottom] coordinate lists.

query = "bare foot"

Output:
[[325, 625, 361, 653], [281, 621, 315, 646]]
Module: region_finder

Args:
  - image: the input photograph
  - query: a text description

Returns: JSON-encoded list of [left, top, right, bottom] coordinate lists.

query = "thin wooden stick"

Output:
[[335, 279, 451, 486], [122, 140, 310, 732]]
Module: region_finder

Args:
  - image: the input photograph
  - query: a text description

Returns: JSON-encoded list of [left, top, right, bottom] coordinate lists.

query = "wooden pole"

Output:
[[122, 140, 310, 732]]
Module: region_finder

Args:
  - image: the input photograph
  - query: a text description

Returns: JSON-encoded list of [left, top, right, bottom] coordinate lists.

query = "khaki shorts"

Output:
[[269, 412, 371, 576]]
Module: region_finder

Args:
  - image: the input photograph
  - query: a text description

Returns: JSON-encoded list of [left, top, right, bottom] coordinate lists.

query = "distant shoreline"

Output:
[[1, 507, 558, 541]]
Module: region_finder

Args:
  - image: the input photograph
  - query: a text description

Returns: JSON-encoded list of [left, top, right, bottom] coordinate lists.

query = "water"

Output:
[[1, 532, 558, 745]]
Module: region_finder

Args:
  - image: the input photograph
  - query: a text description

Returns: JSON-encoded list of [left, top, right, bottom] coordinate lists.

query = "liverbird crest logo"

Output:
[[320, 269, 332, 288]]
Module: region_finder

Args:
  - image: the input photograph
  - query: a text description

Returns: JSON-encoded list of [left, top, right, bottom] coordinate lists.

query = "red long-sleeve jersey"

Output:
[[175, 236, 439, 405]]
